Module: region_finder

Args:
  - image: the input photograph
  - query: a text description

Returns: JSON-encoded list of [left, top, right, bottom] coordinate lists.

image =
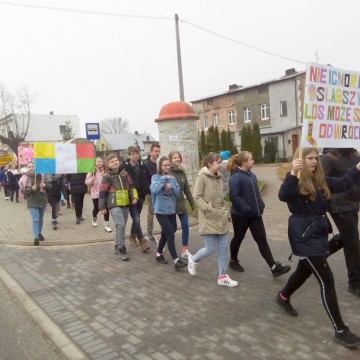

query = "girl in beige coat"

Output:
[[187, 153, 238, 287]]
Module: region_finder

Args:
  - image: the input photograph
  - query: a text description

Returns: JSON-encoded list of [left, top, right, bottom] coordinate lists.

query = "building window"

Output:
[[228, 110, 235, 124], [204, 115, 209, 128], [207, 98, 214, 105], [244, 107, 251, 122], [258, 86, 268, 94], [213, 113, 219, 127], [260, 104, 270, 120], [280, 101, 288, 116], [59, 125, 66, 135]]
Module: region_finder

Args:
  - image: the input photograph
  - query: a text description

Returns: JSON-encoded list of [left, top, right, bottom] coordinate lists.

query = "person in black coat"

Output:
[[121, 146, 150, 252], [141, 144, 160, 242], [1, 164, 10, 200], [65, 173, 87, 224], [45, 174, 63, 229], [320, 148, 360, 296], [6, 163, 20, 202], [276, 147, 360, 348], [226, 151, 290, 278]]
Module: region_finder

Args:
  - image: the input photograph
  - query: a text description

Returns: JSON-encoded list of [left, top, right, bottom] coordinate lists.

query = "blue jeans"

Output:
[[28, 207, 46, 239], [192, 233, 229, 276], [156, 214, 178, 260], [129, 198, 144, 239], [110, 207, 129, 248], [177, 213, 189, 247]]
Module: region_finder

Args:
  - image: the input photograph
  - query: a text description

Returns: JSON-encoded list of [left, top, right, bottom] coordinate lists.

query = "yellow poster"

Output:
[[0, 154, 14, 166]]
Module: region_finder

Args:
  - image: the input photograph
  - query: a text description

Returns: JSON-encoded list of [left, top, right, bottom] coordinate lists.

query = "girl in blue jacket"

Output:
[[277, 147, 360, 348], [150, 156, 186, 271]]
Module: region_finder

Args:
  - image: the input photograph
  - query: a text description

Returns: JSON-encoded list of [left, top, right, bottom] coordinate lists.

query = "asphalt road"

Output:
[[0, 279, 64, 360]]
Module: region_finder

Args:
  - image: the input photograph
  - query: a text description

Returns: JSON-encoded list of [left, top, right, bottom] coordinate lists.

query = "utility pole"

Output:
[[175, 14, 185, 101]]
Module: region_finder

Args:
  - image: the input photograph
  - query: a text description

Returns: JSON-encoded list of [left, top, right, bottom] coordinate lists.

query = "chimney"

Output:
[[229, 84, 241, 91], [135, 131, 139, 135], [146, 136, 150, 141], [285, 68, 296, 76]]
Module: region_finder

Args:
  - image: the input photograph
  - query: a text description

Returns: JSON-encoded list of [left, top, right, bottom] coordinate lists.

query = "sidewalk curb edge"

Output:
[[0, 265, 89, 360]]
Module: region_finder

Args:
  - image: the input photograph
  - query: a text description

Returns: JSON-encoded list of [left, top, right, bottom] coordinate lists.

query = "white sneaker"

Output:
[[181, 249, 192, 259], [155, 236, 165, 252], [188, 256, 198, 276], [92, 217, 98, 227], [217, 275, 238, 287], [104, 223, 112, 232]]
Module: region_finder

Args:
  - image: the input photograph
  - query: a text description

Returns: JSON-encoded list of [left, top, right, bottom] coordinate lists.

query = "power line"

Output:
[[0, 1, 173, 20], [0, 1, 307, 64], [180, 19, 306, 65]]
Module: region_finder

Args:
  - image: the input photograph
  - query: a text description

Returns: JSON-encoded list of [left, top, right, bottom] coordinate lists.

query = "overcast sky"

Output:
[[0, 0, 359, 139]]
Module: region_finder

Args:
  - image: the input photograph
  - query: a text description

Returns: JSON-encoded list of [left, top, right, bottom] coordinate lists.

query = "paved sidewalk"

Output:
[[0, 165, 359, 360], [0, 195, 197, 245]]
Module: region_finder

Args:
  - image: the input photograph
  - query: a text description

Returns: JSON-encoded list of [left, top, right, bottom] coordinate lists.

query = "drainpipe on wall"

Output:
[[294, 77, 299, 126], [282, 133, 285, 159]]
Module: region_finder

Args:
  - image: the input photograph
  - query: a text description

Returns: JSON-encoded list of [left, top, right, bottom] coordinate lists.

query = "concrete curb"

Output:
[[0, 265, 89, 360]]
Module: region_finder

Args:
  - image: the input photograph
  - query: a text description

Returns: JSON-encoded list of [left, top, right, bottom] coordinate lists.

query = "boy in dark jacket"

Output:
[[99, 153, 138, 261], [141, 144, 160, 242], [122, 146, 149, 252]]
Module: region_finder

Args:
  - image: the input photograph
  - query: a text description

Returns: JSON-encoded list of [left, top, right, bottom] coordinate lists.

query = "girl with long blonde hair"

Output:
[[276, 147, 360, 348]]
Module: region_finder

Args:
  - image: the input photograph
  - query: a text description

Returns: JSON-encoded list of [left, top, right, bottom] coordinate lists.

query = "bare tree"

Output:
[[100, 116, 130, 134], [0, 84, 35, 154]]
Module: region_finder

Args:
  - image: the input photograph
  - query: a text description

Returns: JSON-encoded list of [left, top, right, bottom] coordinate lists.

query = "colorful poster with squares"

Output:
[[34, 143, 95, 174]]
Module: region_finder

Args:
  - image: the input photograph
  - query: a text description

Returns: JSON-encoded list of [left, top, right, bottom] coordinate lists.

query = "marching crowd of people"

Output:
[[1, 144, 360, 348]]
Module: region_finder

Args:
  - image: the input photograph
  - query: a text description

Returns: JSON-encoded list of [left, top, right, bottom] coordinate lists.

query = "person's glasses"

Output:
[[130, 152, 139, 156]]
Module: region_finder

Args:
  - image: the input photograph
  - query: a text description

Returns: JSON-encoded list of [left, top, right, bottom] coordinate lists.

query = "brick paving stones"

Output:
[[0, 165, 359, 359]]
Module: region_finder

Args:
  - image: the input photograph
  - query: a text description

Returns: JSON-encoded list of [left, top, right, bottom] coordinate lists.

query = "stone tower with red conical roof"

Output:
[[156, 101, 199, 188]]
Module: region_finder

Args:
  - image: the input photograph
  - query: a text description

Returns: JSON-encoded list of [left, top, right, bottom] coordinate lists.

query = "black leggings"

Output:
[[10, 188, 19, 201], [156, 214, 178, 260], [3, 184, 10, 198], [230, 214, 275, 267], [92, 198, 109, 221], [72, 192, 85, 218], [49, 200, 58, 221], [281, 256, 345, 331]]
